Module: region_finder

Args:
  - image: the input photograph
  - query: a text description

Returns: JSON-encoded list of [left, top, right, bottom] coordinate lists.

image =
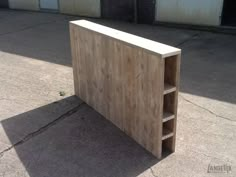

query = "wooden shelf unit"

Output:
[[161, 56, 180, 155], [70, 20, 181, 159]]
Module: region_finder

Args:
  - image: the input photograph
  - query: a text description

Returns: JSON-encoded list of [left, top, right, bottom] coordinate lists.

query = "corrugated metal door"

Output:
[[59, 0, 101, 17], [137, 0, 155, 24], [0, 0, 9, 8], [101, 0, 134, 22], [40, 0, 58, 10], [156, 0, 223, 26]]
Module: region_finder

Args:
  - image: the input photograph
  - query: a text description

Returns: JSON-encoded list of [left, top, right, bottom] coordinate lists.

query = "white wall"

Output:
[[9, 0, 39, 11], [8, 0, 100, 17], [59, 0, 101, 17], [156, 0, 224, 26]]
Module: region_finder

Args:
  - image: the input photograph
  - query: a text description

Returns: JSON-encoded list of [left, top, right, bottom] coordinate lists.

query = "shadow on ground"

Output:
[[1, 96, 161, 177]]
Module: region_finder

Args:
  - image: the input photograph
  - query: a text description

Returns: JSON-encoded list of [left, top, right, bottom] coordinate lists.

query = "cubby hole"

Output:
[[164, 55, 178, 95], [162, 136, 174, 155], [162, 120, 175, 156], [163, 92, 176, 122], [162, 92, 175, 138]]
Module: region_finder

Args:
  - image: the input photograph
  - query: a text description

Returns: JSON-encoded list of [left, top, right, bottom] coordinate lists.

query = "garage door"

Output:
[[40, 0, 58, 10], [0, 0, 9, 8], [101, 0, 134, 22], [137, 0, 155, 24]]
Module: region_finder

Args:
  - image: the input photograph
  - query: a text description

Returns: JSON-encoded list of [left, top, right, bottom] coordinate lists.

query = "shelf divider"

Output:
[[162, 128, 174, 140], [163, 112, 175, 122], [164, 83, 176, 95]]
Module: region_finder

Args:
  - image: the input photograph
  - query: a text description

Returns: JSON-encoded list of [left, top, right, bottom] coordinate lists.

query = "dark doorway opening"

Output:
[[101, 0, 156, 24], [101, 0, 134, 22], [137, 0, 155, 24], [221, 0, 236, 26], [0, 0, 9, 8]]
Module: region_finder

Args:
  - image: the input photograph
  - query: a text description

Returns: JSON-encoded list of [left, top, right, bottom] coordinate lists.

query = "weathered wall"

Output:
[[9, 0, 39, 10], [59, 0, 101, 17], [156, 0, 224, 26]]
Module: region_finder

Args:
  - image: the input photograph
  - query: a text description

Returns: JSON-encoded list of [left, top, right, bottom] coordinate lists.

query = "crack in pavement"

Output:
[[0, 16, 75, 37], [0, 20, 58, 37], [175, 32, 200, 47], [0, 102, 85, 158], [150, 167, 159, 177], [180, 95, 235, 122], [190, 149, 223, 161]]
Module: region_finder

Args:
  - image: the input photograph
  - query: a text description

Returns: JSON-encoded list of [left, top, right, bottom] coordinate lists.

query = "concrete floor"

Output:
[[0, 9, 235, 177]]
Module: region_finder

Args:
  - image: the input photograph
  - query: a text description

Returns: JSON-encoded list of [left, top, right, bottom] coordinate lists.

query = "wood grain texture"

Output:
[[70, 20, 181, 158], [70, 20, 181, 58]]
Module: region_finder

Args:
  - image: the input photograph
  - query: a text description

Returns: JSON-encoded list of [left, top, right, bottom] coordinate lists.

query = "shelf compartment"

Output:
[[164, 83, 176, 95], [163, 112, 175, 122], [164, 55, 178, 87], [162, 128, 174, 140], [162, 137, 174, 155], [163, 92, 175, 115]]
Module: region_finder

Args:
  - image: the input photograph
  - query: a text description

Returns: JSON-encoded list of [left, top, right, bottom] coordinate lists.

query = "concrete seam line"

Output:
[[0, 20, 58, 37], [150, 167, 159, 177], [175, 32, 201, 47], [0, 102, 85, 158], [0, 16, 75, 37], [190, 149, 225, 161], [180, 95, 235, 122]]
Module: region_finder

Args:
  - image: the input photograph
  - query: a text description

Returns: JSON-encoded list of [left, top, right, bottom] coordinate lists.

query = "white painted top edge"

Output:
[[70, 20, 181, 58]]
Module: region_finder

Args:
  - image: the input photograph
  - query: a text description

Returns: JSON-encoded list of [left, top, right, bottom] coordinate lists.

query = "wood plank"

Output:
[[162, 128, 174, 140], [163, 112, 175, 122], [70, 20, 181, 58], [164, 83, 176, 95]]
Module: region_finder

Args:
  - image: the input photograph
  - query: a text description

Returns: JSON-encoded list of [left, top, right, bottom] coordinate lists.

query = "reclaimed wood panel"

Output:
[[70, 20, 181, 158]]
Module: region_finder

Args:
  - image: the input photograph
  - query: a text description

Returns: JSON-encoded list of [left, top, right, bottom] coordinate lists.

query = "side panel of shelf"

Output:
[[70, 24, 165, 159]]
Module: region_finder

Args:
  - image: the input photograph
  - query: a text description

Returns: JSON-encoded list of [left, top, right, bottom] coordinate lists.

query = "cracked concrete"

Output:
[[175, 32, 201, 47], [0, 102, 85, 159], [0, 9, 235, 177], [150, 168, 158, 177], [180, 95, 235, 122]]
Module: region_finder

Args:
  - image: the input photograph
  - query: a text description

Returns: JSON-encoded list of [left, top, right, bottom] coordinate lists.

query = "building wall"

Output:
[[7, 0, 225, 26], [9, 0, 39, 11], [59, 0, 101, 17], [156, 0, 224, 26]]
